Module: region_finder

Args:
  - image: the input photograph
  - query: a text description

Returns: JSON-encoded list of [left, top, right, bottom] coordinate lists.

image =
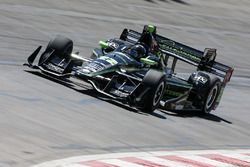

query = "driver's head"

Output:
[[139, 25, 157, 48], [143, 25, 157, 35], [129, 44, 146, 59]]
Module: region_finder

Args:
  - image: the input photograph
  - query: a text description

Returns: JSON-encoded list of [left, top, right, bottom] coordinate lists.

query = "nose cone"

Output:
[[77, 52, 132, 76], [79, 61, 106, 74]]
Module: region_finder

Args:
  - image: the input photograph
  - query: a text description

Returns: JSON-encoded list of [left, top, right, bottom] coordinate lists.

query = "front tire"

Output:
[[141, 70, 166, 113], [39, 35, 73, 65]]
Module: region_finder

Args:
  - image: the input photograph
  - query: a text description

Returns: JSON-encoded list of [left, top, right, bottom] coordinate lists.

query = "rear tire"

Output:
[[39, 35, 73, 65], [141, 70, 166, 113], [202, 76, 221, 114], [188, 71, 221, 114]]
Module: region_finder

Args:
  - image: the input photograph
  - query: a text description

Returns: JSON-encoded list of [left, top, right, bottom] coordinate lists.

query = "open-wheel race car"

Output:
[[24, 25, 233, 114]]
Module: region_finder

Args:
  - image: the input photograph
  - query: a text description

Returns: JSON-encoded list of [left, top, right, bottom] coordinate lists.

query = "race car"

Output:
[[24, 27, 233, 114]]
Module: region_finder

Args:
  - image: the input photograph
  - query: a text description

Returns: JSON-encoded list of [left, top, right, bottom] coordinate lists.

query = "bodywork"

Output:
[[24, 28, 234, 112]]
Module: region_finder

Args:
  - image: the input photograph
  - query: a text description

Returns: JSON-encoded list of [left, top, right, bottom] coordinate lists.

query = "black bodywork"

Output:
[[24, 28, 234, 114]]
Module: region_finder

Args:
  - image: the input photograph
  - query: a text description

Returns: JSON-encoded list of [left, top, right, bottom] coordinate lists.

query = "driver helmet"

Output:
[[128, 44, 146, 59], [139, 25, 157, 49], [143, 25, 157, 35]]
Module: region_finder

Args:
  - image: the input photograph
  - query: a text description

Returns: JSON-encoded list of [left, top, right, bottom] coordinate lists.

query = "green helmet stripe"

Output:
[[147, 25, 155, 33]]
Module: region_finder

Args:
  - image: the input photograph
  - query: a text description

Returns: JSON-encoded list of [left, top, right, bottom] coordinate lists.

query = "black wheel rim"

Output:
[[153, 82, 165, 106]]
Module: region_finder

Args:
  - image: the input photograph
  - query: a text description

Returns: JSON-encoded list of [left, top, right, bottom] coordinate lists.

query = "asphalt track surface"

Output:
[[0, 0, 250, 166]]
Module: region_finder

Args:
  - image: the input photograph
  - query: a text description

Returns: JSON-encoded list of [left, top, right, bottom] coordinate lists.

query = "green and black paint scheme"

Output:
[[24, 28, 233, 114]]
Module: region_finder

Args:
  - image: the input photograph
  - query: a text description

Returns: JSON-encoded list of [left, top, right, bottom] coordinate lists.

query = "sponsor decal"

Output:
[[194, 75, 208, 84], [45, 63, 64, 73], [99, 56, 118, 65], [158, 39, 201, 62]]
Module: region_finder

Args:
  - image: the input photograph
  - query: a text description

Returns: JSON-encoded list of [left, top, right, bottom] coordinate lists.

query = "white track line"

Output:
[[175, 155, 235, 167], [31, 149, 250, 167], [138, 156, 194, 167], [63, 164, 89, 167], [100, 159, 145, 167], [225, 153, 250, 162]]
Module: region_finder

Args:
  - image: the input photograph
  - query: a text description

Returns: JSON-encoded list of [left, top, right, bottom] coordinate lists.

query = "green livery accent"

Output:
[[156, 51, 161, 57], [165, 90, 182, 97], [99, 56, 118, 65], [147, 25, 156, 33], [83, 68, 118, 77], [166, 78, 192, 89], [140, 57, 158, 66], [99, 41, 109, 49], [158, 40, 201, 63]]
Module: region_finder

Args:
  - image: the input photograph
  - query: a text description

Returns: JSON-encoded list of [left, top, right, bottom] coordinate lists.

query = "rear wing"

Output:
[[120, 29, 234, 85]]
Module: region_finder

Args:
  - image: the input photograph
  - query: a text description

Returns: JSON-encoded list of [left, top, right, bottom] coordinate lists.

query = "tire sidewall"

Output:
[[38, 36, 73, 65], [48, 35, 73, 57], [203, 80, 221, 113], [188, 71, 222, 114], [142, 70, 166, 113]]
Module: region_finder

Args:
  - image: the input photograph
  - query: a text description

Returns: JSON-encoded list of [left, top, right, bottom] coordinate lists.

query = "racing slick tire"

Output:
[[189, 71, 222, 114], [39, 35, 73, 65], [202, 75, 221, 114], [141, 69, 166, 113]]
